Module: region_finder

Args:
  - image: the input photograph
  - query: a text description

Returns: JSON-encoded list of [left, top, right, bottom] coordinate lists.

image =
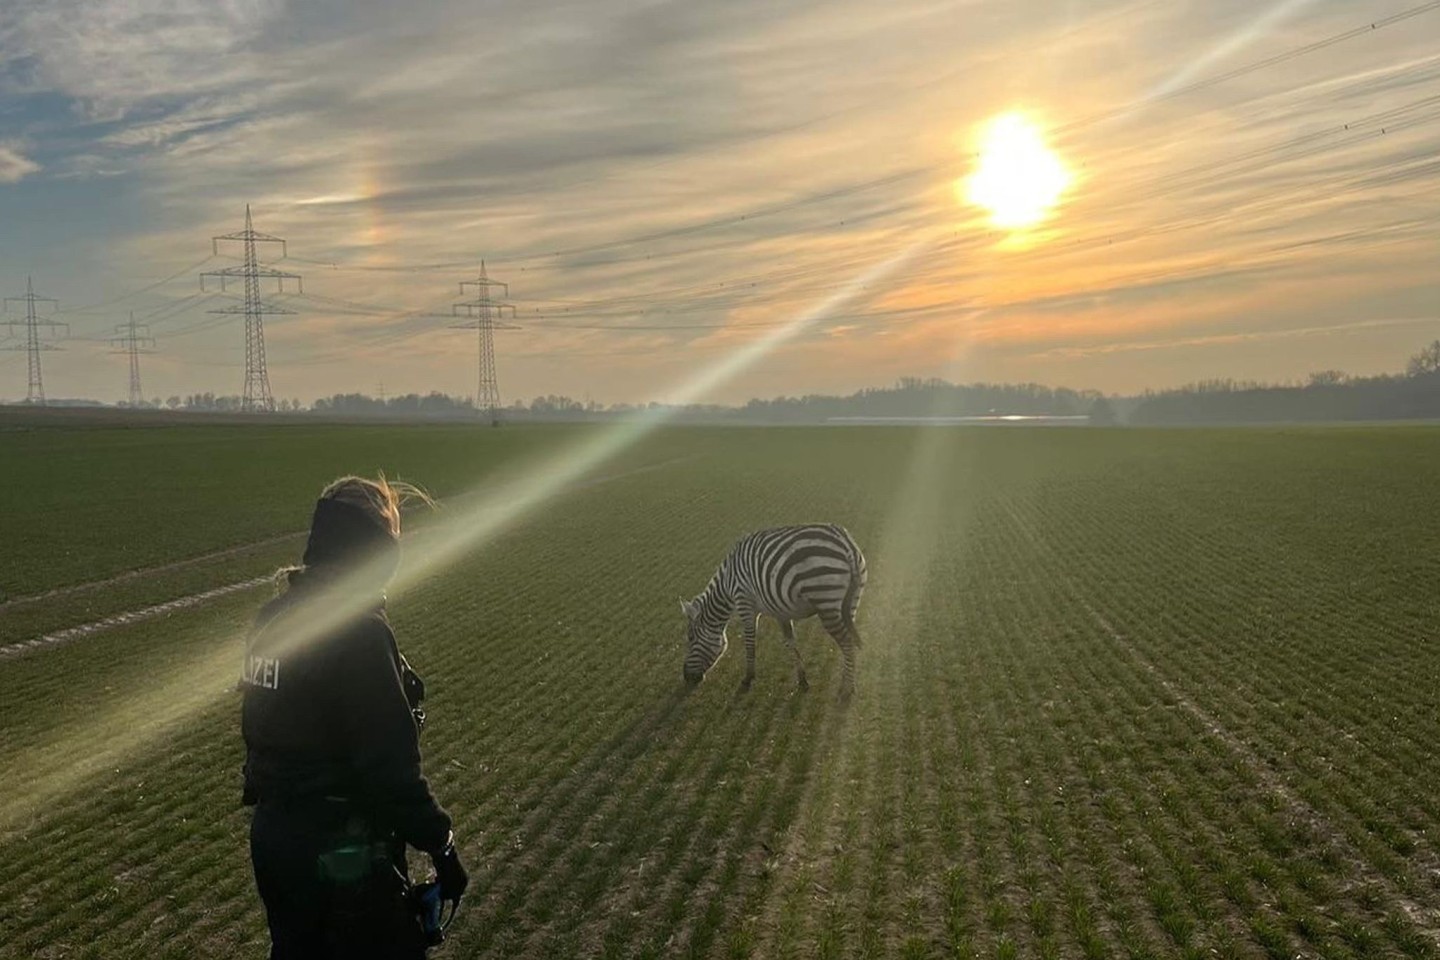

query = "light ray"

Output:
[[859, 311, 987, 665], [1132, 0, 1319, 118]]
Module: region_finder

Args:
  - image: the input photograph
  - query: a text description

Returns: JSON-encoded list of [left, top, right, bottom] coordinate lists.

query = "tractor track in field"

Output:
[[0, 532, 305, 611], [0, 576, 274, 660], [0, 455, 700, 663]]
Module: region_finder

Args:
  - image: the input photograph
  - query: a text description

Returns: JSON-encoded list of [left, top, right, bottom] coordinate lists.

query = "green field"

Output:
[[4, 420, 1440, 959]]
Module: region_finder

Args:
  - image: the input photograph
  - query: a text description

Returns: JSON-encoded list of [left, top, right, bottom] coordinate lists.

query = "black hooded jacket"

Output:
[[240, 502, 452, 854]]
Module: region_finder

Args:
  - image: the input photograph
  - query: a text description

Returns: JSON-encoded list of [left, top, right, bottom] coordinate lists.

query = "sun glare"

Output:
[[961, 112, 1071, 231]]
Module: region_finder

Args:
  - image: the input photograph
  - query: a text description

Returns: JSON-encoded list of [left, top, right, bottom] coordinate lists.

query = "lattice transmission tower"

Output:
[[3, 277, 65, 405], [200, 206, 302, 412], [112, 312, 156, 407], [451, 261, 518, 425]]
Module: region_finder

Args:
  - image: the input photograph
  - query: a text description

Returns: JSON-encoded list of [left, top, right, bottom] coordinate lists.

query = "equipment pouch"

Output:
[[316, 810, 391, 888], [316, 819, 422, 955], [317, 842, 384, 885]]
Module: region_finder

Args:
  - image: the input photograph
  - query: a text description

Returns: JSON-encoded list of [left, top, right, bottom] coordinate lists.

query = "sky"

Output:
[[1, 0, 1438, 406]]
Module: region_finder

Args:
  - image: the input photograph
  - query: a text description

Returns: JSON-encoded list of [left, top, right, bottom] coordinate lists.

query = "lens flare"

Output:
[[961, 113, 1071, 230]]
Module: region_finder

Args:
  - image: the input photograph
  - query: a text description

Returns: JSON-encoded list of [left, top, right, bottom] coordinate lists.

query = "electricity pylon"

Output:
[[200, 206, 302, 412], [111, 312, 156, 407], [451, 261, 518, 426], [3, 277, 65, 405]]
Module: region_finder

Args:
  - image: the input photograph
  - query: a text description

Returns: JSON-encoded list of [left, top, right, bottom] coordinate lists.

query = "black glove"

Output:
[[431, 836, 469, 902]]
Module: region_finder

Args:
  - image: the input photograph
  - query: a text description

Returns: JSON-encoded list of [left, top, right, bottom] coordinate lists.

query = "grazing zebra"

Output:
[[680, 524, 867, 698]]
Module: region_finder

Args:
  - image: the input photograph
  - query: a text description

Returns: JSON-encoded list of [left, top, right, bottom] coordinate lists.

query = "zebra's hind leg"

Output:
[[838, 626, 859, 703], [780, 619, 808, 690], [739, 609, 758, 692], [820, 611, 859, 702]]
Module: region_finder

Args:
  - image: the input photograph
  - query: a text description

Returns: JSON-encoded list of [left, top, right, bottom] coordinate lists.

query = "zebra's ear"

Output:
[[679, 598, 696, 618]]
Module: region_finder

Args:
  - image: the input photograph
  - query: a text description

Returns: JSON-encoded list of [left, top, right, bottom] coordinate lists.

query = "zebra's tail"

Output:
[[840, 538, 866, 649]]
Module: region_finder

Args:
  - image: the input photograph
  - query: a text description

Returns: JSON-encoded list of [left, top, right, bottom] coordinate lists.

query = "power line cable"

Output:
[[1058, 0, 1440, 134], [52, 255, 216, 316]]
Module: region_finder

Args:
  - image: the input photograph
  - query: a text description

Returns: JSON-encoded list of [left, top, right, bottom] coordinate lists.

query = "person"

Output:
[[240, 474, 468, 958]]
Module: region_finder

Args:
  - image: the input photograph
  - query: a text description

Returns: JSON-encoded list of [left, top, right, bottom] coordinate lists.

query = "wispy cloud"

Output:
[[1029, 315, 1440, 360], [0, 0, 283, 117], [0, 144, 40, 182], [2, 0, 1440, 403]]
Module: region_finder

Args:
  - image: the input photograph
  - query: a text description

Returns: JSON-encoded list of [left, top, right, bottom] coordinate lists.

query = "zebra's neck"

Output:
[[695, 569, 735, 625]]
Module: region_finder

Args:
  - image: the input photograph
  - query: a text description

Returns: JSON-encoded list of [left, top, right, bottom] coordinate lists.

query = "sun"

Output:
[[960, 112, 1071, 230]]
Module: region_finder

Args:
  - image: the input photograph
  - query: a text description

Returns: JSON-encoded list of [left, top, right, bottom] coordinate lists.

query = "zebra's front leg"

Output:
[[739, 608, 758, 692], [780, 619, 808, 690]]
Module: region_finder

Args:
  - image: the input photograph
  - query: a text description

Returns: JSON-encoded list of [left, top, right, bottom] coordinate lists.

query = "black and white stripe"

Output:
[[681, 524, 867, 697]]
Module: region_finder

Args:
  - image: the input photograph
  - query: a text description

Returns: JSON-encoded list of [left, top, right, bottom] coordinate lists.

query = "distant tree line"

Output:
[[156, 393, 306, 412], [46, 339, 1440, 426], [114, 383, 1114, 423], [308, 392, 620, 419], [737, 378, 1102, 422], [311, 392, 474, 417], [1127, 341, 1440, 425], [272, 382, 1106, 423]]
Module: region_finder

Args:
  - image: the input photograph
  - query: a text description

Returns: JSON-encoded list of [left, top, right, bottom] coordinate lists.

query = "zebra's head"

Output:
[[680, 597, 726, 686]]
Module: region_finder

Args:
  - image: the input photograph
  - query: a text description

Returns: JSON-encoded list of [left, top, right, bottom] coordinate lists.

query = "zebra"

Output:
[[680, 524, 867, 698]]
